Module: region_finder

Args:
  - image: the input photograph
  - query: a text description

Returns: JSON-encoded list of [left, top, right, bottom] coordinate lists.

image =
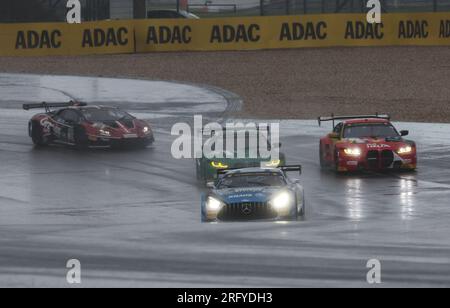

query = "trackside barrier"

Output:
[[1, 13, 450, 56], [0, 20, 135, 56]]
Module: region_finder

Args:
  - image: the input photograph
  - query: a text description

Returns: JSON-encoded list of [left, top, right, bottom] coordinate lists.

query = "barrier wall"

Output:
[[0, 20, 134, 56], [1, 13, 450, 56]]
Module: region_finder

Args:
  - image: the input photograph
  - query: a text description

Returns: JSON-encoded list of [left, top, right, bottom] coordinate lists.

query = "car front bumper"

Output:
[[337, 150, 417, 172]]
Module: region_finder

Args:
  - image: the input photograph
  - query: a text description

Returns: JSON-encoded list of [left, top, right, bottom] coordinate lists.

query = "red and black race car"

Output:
[[318, 114, 417, 172], [23, 101, 155, 148]]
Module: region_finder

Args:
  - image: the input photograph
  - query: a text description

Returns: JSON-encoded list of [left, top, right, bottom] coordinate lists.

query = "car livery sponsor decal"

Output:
[[40, 117, 54, 132], [367, 143, 390, 149], [226, 188, 266, 193], [228, 194, 254, 199]]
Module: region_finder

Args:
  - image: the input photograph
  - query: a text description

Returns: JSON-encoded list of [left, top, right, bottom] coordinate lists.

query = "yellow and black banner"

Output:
[[0, 20, 134, 56], [1, 13, 450, 56]]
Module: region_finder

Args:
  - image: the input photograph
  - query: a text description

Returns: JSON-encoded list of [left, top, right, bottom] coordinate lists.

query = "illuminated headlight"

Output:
[[143, 126, 150, 134], [270, 191, 292, 211], [99, 129, 111, 137], [206, 196, 224, 212], [398, 146, 413, 154], [344, 148, 362, 156], [211, 161, 229, 169], [264, 159, 281, 168]]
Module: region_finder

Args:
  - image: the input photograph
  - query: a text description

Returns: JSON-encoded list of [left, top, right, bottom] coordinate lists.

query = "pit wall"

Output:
[[1, 13, 449, 56]]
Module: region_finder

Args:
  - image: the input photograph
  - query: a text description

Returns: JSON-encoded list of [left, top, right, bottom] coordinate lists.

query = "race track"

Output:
[[0, 74, 450, 287]]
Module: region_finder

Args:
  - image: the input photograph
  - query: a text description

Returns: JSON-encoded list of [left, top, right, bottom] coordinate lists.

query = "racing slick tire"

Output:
[[196, 161, 208, 185], [29, 121, 48, 146], [334, 150, 340, 172], [74, 126, 89, 150], [319, 143, 326, 169], [294, 196, 305, 220], [196, 160, 202, 181], [136, 139, 153, 149], [299, 200, 306, 218]]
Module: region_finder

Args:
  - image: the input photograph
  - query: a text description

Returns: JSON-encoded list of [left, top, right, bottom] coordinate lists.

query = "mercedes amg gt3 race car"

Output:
[[201, 166, 305, 222], [318, 114, 417, 172], [23, 101, 155, 148], [196, 126, 286, 183]]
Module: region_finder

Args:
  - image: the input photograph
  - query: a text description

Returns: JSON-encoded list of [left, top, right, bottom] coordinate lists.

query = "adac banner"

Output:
[[134, 13, 450, 52], [1, 13, 450, 56], [0, 20, 134, 56]]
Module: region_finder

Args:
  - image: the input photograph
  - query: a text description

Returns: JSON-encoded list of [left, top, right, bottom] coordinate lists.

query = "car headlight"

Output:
[[398, 146, 412, 154], [206, 196, 224, 212], [264, 159, 281, 168], [143, 126, 150, 134], [344, 148, 362, 156], [99, 129, 111, 137], [271, 191, 291, 211], [211, 161, 228, 169]]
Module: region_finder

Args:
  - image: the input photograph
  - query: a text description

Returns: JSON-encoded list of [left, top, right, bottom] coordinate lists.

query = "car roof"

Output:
[[223, 168, 283, 176], [343, 118, 391, 125]]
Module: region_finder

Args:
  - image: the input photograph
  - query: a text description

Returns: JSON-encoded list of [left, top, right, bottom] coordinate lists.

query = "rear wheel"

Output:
[[29, 121, 47, 146]]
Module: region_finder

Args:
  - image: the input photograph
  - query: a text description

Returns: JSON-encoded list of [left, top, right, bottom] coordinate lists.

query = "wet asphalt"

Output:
[[0, 74, 449, 287]]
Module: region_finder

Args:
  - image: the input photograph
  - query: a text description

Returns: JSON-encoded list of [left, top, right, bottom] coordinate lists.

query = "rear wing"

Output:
[[318, 113, 391, 127], [279, 165, 302, 175], [217, 165, 302, 177], [23, 101, 87, 113]]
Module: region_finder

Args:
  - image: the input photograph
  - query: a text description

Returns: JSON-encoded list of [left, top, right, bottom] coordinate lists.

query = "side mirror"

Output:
[[329, 132, 340, 139], [206, 182, 215, 189], [400, 130, 409, 137]]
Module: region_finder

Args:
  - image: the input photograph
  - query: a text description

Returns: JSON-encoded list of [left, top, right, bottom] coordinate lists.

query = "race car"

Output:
[[201, 166, 305, 222], [23, 101, 155, 148], [318, 114, 417, 172], [196, 126, 286, 183]]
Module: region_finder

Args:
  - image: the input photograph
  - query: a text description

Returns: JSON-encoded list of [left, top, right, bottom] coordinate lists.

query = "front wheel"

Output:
[[196, 160, 207, 184], [74, 126, 89, 150], [298, 202, 305, 218], [334, 150, 340, 172]]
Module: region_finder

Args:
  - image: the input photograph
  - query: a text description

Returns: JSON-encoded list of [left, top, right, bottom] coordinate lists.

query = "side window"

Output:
[[60, 110, 80, 123]]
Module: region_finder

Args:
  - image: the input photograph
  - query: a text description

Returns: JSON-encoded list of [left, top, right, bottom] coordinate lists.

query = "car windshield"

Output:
[[81, 108, 133, 122], [343, 123, 399, 139], [217, 173, 286, 189], [205, 131, 270, 153]]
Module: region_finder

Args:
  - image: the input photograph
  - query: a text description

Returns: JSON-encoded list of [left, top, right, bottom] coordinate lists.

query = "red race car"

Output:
[[318, 114, 417, 172], [23, 101, 155, 148]]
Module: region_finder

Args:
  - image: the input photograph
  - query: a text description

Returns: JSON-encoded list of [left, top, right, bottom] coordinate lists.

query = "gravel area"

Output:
[[1, 46, 450, 122]]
